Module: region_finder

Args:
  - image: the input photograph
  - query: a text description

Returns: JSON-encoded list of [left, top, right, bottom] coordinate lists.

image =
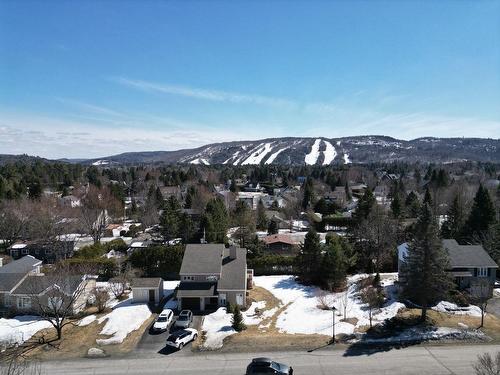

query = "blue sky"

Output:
[[1, 0, 499, 158]]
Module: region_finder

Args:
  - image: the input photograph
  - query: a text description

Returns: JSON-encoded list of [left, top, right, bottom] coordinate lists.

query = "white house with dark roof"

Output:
[[176, 244, 249, 311], [398, 239, 498, 298]]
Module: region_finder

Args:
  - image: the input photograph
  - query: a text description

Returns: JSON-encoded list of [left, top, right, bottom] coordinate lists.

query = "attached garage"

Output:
[[176, 281, 216, 311], [180, 297, 200, 310]]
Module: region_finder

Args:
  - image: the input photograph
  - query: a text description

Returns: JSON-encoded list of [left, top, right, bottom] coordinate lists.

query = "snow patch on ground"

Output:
[[355, 327, 487, 344], [96, 297, 152, 345], [190, 158, 210, 165], [78, 315, 97, 327], [305, 139, 322, 165], [322, 140, 337, 165], [432, 301, 482, 317], [201, 307, 235, 349], [0, 316, 53, 347], [343, 153, 351, 164], [243, 301, 267, 325], [254, 274, 405, 336], [242, 143, 274, 165], [163, 280, 180, 297], [265, 147, 288, 164]]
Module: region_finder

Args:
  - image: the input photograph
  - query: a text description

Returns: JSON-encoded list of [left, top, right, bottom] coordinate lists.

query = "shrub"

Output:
[[231, 305, 246, 332]]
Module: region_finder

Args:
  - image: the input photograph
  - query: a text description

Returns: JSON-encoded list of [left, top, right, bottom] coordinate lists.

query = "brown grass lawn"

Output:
[[220, 287, 331, 352], [23, 312, 155, 360], [398, 308, 500, 340]]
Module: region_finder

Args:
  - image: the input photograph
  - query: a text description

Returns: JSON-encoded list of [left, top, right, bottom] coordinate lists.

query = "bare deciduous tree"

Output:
[[0, 199, 32, 246], [316, 290, 335, 311], [337, 290, 351, 320], [473, 352, 500, 375], [92, 287, 109, 313], [79, 185, 122, 244], [24, 265, 94, 340]]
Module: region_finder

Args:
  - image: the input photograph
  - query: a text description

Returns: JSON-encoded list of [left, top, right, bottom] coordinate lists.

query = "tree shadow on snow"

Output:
[[274, 277, 317, 298]]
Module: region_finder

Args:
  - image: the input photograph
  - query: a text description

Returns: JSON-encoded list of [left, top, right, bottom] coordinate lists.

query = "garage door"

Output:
[[181, 297, 200, 310]]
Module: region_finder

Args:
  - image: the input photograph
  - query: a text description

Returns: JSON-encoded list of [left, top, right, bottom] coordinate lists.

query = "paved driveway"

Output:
[[135, 314, 203, 356]]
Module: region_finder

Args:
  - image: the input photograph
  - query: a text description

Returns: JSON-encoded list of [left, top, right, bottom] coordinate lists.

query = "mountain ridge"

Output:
[[83, 135, 500, 165], [1, 136, 498, 166]]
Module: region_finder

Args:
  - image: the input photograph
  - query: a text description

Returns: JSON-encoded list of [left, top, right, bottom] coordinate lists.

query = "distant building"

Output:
[[8, 241, 75, 264], [398, 239, 498, 298]]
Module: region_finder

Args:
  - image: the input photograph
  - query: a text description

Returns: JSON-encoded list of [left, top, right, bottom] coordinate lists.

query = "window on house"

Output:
[[477, 268, 488, 277], [4, 295, 12, 307], [48, 297, 63, 310], [183, 276, 195, 281], [22, 249, 29, 255], [11, 250, 18, 257], [17, 297, 31, 309]]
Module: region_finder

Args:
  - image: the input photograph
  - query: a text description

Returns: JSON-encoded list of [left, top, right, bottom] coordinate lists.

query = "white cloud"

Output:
[[0, 113, 265, 159], [55, 97, 125, 117], [111, 77, 296, 108]]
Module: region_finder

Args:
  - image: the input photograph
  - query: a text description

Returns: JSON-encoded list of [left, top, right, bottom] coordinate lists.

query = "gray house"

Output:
[[398, 239, 498, 298], [0, 255, 95, 316], [176, 244, 249, 311]]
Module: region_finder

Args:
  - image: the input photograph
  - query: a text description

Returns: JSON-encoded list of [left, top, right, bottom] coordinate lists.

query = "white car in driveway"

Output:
[[152, 309, 174, 332], [166, 328, 198, 349]]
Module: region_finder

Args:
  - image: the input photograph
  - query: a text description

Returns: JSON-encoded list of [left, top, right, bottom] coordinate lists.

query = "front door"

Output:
[[148, 289, 156, 303], [236, 293, 243, 306], [218, 293, 226, 306]]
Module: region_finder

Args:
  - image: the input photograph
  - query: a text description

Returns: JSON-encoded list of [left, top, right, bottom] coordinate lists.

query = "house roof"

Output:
[[262, 234, 297, 246], [132, 277, 162, 288], [442, 239, 498, 268], [218, 247, 247, 291], [176, 281, 216, 297], [11, 275, 84, 295], [179, 244, 224, 275], [0, 255, 41, 274]]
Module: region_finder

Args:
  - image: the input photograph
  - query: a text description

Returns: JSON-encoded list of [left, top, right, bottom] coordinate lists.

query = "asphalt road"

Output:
[[36, 344, 500, 375]]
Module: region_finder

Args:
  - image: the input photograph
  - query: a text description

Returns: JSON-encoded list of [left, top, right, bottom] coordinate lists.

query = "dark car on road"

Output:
[[246, 358, 293, 375]]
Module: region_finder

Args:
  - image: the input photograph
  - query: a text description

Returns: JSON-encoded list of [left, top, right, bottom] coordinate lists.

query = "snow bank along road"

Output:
[[34, 344, 500, 375]]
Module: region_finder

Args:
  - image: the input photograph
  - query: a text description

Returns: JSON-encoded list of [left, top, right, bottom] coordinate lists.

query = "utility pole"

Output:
[[331, 306, 337, 345]]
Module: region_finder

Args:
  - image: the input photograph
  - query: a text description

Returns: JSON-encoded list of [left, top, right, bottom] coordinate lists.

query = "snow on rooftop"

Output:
[[11, 243, 27, 249], [305, 138, 322, 165]]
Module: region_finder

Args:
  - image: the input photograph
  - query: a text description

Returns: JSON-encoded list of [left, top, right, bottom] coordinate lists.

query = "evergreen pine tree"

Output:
[[231, 305, 246, 332], [302, 177, 314, 209], [440, 194, 466, 240], [405, 191, 421, 218], [296, 228, 322, 284], [461, 184, 496, 241], [203, 198, 229, 243], [320, 240, 347, 290], [353, 188, 375, 222], [256, 199, 268, 230], [267, 219, 278, 235], [402, 203, 453, 321], [390, 192, 403, 218], [423, 187, 432, 206]]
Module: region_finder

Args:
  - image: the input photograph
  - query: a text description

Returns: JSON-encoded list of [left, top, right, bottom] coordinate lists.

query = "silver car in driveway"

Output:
[[174, 310, 193, 329]]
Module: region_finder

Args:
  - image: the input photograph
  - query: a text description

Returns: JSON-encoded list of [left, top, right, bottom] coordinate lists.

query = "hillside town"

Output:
[[0, 158, 499, 372]]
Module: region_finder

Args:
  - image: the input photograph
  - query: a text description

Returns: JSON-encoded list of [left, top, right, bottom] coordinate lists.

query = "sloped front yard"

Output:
[[200, 273, 496, 352]]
